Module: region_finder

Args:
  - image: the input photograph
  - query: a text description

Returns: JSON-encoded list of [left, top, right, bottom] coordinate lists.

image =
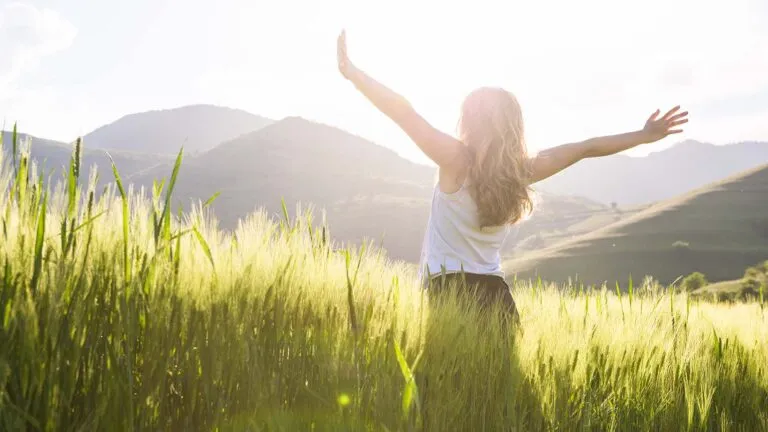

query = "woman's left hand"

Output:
[[642, 106, 689, 143]]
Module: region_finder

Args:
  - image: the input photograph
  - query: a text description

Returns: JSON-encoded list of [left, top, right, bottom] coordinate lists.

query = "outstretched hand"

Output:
[[642, 106, 689, 143], [337, 30, 356, 80]]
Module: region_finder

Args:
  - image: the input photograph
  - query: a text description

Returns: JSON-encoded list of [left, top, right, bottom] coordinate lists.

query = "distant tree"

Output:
[[745, 267, 761, 280], [742, 277, 761, 292], [758, 260, 768, 274], [681, 272, 708, 292], [742, 260, 768, 292]]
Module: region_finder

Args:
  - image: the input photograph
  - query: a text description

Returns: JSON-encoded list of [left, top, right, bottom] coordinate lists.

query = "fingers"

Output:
[[337, 31, 346, 52], [668, 111, 688, 122], [337, 30, 348, 67], [668, 118, 688, 128], [647, 109, 661, 123], [661, 105, 681, 121], [666, 129, 684, 135]]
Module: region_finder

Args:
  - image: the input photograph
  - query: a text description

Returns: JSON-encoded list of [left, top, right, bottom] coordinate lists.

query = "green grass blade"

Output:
[[15, 150, 28, 208], [67, 137, 82, 219], [193, 226, 215, 272], [11, 122, 18, 178], [281, 198, 289, 222], [173, 225, 182, 278], [156, 147, 183, 245], [345, 250, 358, 334], [393, 340, 414, 417], [393, 339, 411, 381], [29, 188, 47, 293], [203, 192, 220, 209], [59, 215, 67, 257], [107, 151, 131, 283]]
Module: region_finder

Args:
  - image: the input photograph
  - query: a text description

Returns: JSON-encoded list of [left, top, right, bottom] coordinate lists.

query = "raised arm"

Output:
[[530, 106, 689, 184], [337, 31, 465, 170]]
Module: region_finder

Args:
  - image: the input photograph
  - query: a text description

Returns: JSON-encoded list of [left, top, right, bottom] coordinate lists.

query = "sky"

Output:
[[1, 0, 767, 165]]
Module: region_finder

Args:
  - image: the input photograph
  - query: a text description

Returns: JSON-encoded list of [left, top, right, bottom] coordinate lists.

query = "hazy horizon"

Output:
[[5, 103, 763, 166], [2, 0, 768, 165]]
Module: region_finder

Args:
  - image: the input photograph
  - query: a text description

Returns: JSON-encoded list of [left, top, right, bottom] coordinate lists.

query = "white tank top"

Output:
[[418, 183, 516, 284]]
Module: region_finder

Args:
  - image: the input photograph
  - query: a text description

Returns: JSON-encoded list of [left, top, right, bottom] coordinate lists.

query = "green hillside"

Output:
[[507, 163, 768, 287], [692, 260, 768, 302]]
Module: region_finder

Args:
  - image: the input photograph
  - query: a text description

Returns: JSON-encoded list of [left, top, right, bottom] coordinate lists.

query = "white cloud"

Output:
[[0, 2, 77, 92]]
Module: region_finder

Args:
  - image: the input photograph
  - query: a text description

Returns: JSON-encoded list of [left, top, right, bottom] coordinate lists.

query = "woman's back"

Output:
[[420, 183, 513, 281]]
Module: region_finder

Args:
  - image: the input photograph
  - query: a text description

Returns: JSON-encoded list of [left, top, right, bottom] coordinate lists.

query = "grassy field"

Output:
[[507, 163, 768, 287], [1, 138, 767, 431]]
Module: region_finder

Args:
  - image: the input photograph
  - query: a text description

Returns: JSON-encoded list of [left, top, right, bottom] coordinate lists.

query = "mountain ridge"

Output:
[[536, 139, 767, 205], [83, 104, 273, 154]]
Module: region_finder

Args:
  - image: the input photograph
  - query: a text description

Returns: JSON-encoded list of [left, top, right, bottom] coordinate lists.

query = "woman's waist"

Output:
[[424, 253, 503, 274]]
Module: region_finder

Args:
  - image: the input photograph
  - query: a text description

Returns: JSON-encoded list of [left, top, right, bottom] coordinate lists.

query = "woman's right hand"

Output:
[[337, 30, 356, 80]]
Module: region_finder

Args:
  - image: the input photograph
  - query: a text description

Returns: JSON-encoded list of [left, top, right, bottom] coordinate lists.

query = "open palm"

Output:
[[337, 30, 355, 80], [643, 106, 689, 142]]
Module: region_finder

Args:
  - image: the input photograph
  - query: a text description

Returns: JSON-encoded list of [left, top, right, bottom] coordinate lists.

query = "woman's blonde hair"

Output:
[[458, 87, 534, 228]]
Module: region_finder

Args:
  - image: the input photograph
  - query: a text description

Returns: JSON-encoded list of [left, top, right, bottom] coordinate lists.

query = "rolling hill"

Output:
[[507, 163, 768, 287], [2, 104, 271, 191], [536, 140, 768, 206], [127, 116, 605, 262], [84, 104, 273, 154]]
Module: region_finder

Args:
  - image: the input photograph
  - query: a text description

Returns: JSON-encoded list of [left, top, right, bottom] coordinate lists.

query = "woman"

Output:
[[336, 30, 688, 322]]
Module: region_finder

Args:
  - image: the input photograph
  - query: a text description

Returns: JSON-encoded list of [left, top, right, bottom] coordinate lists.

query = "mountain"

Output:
[[84, 105, 273, 154], [1, 131, 171, 190], [537, 140, 768, 206], [507, 163, 768, 287], [126, 116, 433, 261], [128, 117, 604, 262]]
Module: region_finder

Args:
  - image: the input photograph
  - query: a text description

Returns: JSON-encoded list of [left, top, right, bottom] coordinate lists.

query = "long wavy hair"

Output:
[[457, 87, 534, 228]]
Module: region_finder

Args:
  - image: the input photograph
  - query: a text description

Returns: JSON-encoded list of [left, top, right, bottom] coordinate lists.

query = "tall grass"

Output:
[[0, 135, 767, 431]]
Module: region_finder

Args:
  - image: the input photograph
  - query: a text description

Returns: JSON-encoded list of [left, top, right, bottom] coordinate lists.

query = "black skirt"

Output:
[[426, 272, 520, 324]]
